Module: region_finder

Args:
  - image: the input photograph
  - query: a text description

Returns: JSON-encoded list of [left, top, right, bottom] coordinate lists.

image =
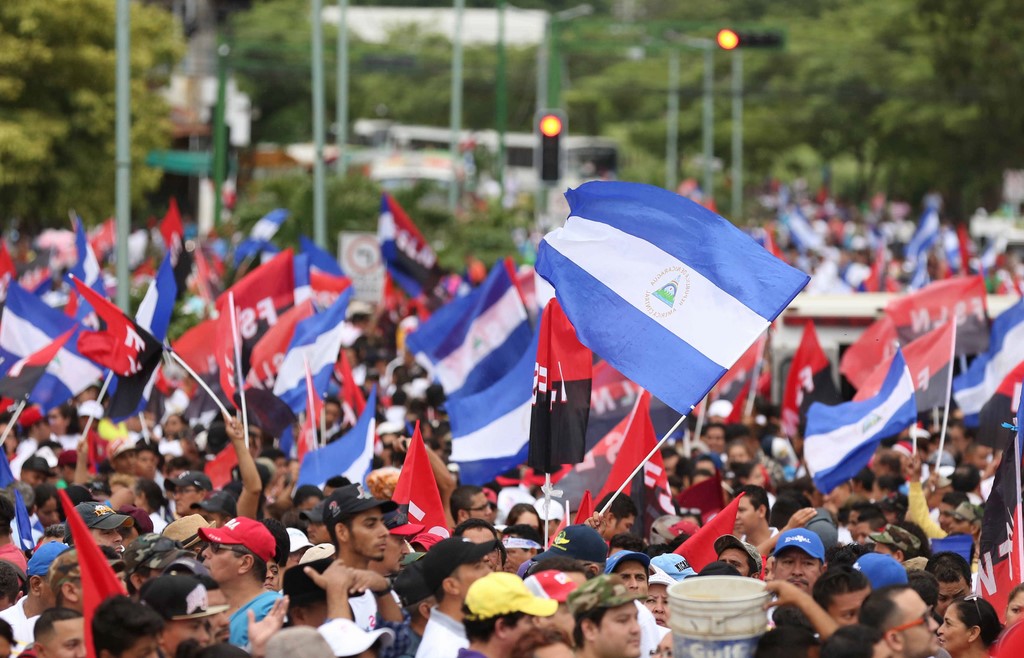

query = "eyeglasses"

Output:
[[888, 610, 933, 633], [209, 543, 250, 557]]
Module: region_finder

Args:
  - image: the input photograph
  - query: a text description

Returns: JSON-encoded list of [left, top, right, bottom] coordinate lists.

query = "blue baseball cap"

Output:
[[772, 529, 825, 561], [28, 542, 70, 577], [534, 525, 608, 565], [650, 553, 696, 581], [604, 550, 651, 575], [853, 553, 908, 589]]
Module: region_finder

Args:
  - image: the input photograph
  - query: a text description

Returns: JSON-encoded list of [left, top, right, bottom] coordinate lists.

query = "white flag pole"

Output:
[[80, 371, 114, 441], [228, 292, 250, 449], [0, 400, 28, 453], [167, 351, 231, 419], [935, 322, 958, 471]]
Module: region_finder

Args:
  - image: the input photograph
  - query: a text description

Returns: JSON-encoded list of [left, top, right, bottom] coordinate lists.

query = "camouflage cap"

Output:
[[123, 534, 186, 574], [566, 574, 642, 617], [48, 549, 80, 591], [868, 525, 922, 554], [952, 502, 983, 523]]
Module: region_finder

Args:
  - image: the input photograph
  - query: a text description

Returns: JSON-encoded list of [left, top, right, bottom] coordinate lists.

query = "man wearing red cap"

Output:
[[199, 516, 281, 648]]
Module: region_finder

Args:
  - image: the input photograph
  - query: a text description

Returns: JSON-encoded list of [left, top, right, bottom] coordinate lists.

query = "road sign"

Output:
[[339, 231, 385, 303]]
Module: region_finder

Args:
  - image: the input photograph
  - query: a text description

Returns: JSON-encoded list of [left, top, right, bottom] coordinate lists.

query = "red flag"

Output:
[[763, 223, 784, 260], [978, 428, 1024, 618], [976, 361, 1024, 449], [392, 423, 450, 538], [674, 492, 745, 572], [528, 298, 592, 473], [839, 315, 898, 389], [309, 271, 352, 307], [712, 335, 766, 423], [246, 299, 316, 390], [160, 198, 184, 251], [192, 244, 218, 305], [215, 293, 243, 409], [0, 240, 15, 300], [215, 249, 297, 349], [574, 490, 594, 524], [172, 318, 218, 376], [205, 445, 239, 490], [57, 489, 126, 658], [89, 219, 117, 262], [596, 393, 655, 503], [0, 329, 75, 400], [298, 356, 322, 464], [854, 321, 955, 410], [675, 470, 726, 521], [885, 276, 988, 356], [336, 349, 366, 420], [780, 323, 839, 437], [956, 224, 973, 276]]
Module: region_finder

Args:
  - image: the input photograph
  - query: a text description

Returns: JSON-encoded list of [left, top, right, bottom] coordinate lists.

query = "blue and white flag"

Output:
[[406, 260, 532, 399], [448, 327, 538, 485], [536, 182, 809, 417], [297, 386, 377, 487], [11, 490, 34, 552], [273, 288, 353, 412], [804, 348, 917, 494], [250, 208, 290, 242], [69, 213, 107, 322], [942, 228, 961, 275], [0, 284, 104, 411], [905, 205, 939, 263], [954, 300, 1024, 425], [908, 255, 931, 291], [781, 205, 823, 253], [300, 235, 345, 277], [136, 253, 177, 341]]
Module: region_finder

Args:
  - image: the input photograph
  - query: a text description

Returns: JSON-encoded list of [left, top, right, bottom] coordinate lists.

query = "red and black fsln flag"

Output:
[[71, 277, 164, 419], [528, 299, 592, 474]]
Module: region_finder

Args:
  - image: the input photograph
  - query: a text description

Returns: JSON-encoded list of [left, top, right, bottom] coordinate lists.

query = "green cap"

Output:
[[567, 574, 642, 616], [868, 525, 921, 554], [952, 502, 982, 523], [123, 533, 188, 575]]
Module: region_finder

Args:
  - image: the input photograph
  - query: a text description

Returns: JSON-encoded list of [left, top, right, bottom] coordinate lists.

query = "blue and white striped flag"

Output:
[[536, 182, 809, 417], [804, 348, 917, 494], [297, 386, 377, 487], [905, 205, 939, 264]]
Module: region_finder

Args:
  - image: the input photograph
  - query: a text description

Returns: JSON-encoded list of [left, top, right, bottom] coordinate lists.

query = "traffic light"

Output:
[[716, 29, 785, 50], [537, 110, 565, 183]]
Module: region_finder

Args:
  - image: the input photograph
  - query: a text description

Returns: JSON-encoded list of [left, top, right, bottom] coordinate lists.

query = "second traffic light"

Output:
[[537, 110, 566, 183], [716, 29, 785, 50]]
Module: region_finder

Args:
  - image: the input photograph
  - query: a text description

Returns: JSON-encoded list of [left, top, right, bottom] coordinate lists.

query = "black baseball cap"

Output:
[[167, 471, 213, 492], [191, 491, 238, 517], [418, 537, 501, 593], [22, 456, 54, 476], [300, 502, 325, 524], [393, 561, 433, 607], [323, 484, 396, 527], [282, 557, 332, 606], [140, 575, 229, 620], [75, 502, 134, 531]]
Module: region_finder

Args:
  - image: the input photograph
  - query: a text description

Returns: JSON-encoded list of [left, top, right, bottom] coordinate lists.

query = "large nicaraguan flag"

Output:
[[804, 348, 917, 494], [297, 386, 378, 487], [406, 259, 532, 400], [448, 328, 538, 486], [0, 283, 104, 411], [954, 300, 1024, 426], [535, 182, 809, 417]]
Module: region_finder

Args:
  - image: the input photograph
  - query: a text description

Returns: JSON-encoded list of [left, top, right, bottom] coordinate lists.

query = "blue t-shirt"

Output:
[[229, 590, 282, 648]]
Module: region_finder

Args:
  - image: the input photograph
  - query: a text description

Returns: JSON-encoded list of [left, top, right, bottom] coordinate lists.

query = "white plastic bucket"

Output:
[[666, 575, 769, 658]]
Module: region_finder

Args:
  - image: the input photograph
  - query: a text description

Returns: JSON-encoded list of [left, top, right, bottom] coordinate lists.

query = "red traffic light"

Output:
[[717, 29, 740, 50], [539, 114, 563, 138]]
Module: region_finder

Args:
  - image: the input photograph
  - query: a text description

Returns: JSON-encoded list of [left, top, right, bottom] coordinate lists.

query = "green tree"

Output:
[[0, 0, 184, 228]]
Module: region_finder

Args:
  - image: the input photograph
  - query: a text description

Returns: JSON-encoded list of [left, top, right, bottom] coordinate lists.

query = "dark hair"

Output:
[[735, 485, 769, 518], [0, 617, 11, 646], [92, 596, 164, 657], [941, 491, 970, 508], [261, 518, 290, 567], [506, 503, 542, 535], [0, 561, 22, 603], [875, 475, 904, 497], [450, 485, 485, 518], [595, 492, 638, 521], [34, 607, 83, 644], [502, 524, 542, 545], [825, 542, 870, 570], [906, 569, 939, 608], [858, 585, 911, 629], [950, 465, 981, 494], [462, 610, 527, 643], [820, 624, 882, 658], [454, 518, 499, 540], [874, 452, 903, 477], [812, 567, 870, 611], [773, 605, 815, 633], [754, 625, 819, 658], [0, 495, 14, 531], [926, 552, 971, 586], [851, 468, 875, 492], [573, 606, 609, 648], [508, 626, 572, 658], [609, 533, 645, 553], [34, 483, 59, 512], [701, 422, 727, 438], [527, 556, 589, 578], [54, 403, 82, 434], [134, 478, 167, 514], [851, 503, 886, 528], [950, 596, 1002, 647], [645, 543, 672, 558], [769, 495, 810, 529]]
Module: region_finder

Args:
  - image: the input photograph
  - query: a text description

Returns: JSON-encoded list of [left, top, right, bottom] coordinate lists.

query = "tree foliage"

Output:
[[0, 0, 184, 228]]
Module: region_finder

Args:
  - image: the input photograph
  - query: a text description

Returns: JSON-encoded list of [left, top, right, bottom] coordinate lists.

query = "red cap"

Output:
[[18, 407, 44, 429], [390, 522, 425, 537], [198, 517, 276, 563], [523, 570, 579, 603], [410, 532, 444, 552], [57, 450, 78, 467], [670, 520, 701, 537]]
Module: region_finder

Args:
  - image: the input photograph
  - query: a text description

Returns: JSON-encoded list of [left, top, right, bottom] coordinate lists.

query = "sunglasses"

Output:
[[209, 542, 250, 557], [888, 609, 933, 633], [963, 594, 983, 621]]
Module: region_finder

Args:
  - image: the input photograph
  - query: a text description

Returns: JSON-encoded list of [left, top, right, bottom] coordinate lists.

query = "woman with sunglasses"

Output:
[[937, 595, 1002, 658]]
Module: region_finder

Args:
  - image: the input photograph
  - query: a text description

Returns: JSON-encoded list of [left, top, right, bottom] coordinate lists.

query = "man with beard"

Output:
[[859, 585, 940, 658]]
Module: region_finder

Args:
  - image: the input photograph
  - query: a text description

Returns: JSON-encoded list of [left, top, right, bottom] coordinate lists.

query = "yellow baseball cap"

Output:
[[464, 572, 559, 621]]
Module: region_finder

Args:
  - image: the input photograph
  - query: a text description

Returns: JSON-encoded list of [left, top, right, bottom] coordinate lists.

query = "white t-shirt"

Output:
[[415, 608, 467, 658], [0, 597, 37, 656]]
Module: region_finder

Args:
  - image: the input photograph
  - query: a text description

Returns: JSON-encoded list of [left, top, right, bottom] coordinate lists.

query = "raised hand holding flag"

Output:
[[392, 423, 451, 538]]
